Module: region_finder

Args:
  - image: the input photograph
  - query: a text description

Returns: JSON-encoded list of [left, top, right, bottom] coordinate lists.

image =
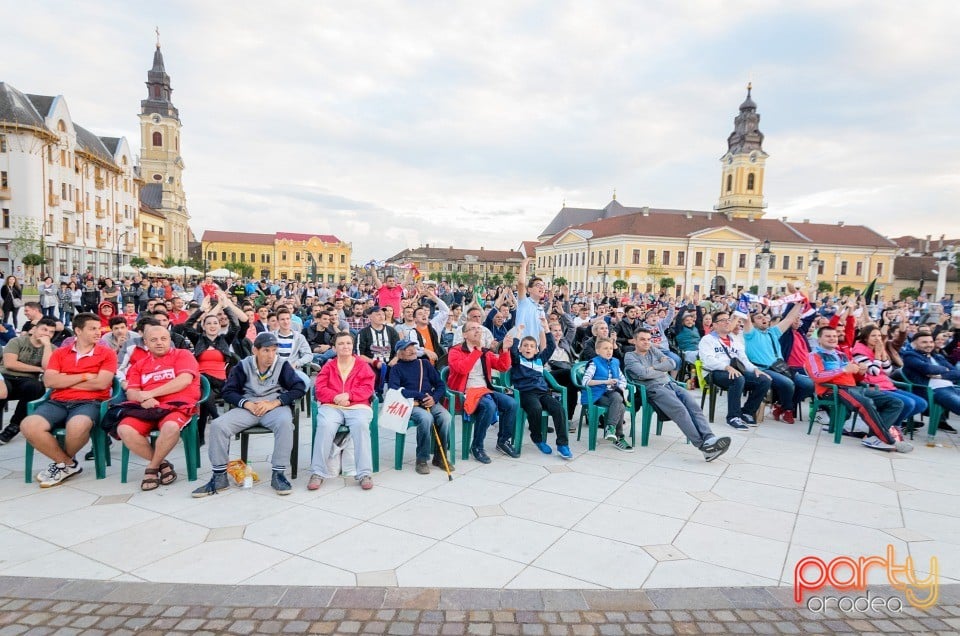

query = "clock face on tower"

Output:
[[152, 114, 161, 124]]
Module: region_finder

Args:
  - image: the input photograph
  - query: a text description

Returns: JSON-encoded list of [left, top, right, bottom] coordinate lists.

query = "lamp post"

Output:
[[115, 230, 129, 281], [808, 248, 824, 292], [935, 250, 953, 300], [756, 239, 775, 297], [306, 251, 318, 283]]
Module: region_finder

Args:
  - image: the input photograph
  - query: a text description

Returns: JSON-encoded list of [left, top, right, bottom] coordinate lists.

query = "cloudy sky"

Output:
[[5, 1, 959, 262]]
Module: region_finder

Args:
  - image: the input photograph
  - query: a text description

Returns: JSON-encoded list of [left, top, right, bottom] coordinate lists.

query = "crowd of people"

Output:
[[0, 261, 958, 494]]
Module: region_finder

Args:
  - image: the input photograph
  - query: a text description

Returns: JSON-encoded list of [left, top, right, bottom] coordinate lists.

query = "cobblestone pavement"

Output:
[[1, 578, 959, 635]]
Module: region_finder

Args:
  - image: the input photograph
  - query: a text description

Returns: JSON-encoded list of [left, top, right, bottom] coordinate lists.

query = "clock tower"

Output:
[[716, 84, 768, 219], [139, 38, 190, 261]]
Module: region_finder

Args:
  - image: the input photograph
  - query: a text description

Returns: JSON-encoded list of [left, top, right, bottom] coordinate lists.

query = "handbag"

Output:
[[764, 331, 792, 377], [12, 298, 22, 309], [377, 361, 421, 434], [717, 339, 748, 375]]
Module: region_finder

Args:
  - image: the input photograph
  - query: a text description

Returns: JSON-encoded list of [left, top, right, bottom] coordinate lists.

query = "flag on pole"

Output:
[[861, 278, 877, 303]]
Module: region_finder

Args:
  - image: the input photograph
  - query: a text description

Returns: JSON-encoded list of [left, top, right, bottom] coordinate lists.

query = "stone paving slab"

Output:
[[1, 578, 960, 634]]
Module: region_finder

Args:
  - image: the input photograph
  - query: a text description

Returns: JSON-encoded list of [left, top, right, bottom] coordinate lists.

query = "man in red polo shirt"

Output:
[[21, 312, 117, 488], [117, 323, 201, 491]]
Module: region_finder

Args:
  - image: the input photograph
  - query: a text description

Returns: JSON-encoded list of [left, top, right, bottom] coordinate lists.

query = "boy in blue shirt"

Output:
[[510, 320, 572, 459]]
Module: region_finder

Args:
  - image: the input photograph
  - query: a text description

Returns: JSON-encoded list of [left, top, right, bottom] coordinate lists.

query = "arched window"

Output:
[[747, 173, 755, 190], [152, 131, 162, 147], [726, 174, 733, 192]]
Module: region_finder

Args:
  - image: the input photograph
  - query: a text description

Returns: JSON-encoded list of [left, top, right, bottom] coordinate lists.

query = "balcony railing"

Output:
[[95, 205, 107, 219], [75, 200, 83, 212], [0, 186, 11, 200], [96, 237, 108, 249], [62, 231, 77, 244], [48, 193, 60, 206], [94, 176, 105, 190], [115, 212, 124, 224], [125, 240, 137, 252], [149, 251, 159, 259]]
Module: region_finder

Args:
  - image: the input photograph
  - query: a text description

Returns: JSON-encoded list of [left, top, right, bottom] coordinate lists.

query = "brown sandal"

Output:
[[141, 468, 161, 491], [158, 461, 177, 486]]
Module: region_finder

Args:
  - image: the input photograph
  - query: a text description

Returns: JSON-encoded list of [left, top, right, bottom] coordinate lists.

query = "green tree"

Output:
[[226, 261, 254, 279], [9, 217, 43, 280], [130, 256, 148, 268], [817, 281, 834, 294], [162, 256, 177, 267], [749, 285, 759, 295], [22, 253, 46, 282], [645, 258, 667, 280], [502, 271, 516, 286], [552, 276, 568, 288], [899, 287, 919, 300], [428, 272, 442, 282], [837, 286, 857, 297], [488, 274, 502, 287], [659, 277, 676, 290], [612, 279, 629, 292]]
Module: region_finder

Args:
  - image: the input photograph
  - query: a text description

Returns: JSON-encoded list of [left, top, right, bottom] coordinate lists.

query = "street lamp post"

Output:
[[115, 230, 129, 280], [808, 248, 824, 293], [935, 250, 953, 300], [598, 251, 609, 295], [756, 239, 775, 297], [306, 251, 318, 283], [708, 259, 719, 295]]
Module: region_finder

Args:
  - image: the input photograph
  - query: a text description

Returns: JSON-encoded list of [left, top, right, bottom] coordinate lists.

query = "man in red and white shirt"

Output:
[[117, 323, 200, 491], [21, 312, 117, 487]]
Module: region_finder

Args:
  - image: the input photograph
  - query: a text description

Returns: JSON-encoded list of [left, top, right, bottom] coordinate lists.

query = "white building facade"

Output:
[[0, 82, 140, 281]]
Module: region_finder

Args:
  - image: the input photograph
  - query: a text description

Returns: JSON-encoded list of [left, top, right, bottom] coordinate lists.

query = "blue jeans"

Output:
[[313, 350, 336, 366], [888, 388, 927, 423], [710, 370, 772, 421], [471, 391, 517, 453], [410, 403, 452, 461], [933, 387, 960, 416]]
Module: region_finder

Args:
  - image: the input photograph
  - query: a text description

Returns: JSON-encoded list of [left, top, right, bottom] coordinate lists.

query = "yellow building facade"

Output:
[[139, 203, 167, 264], [200, 231, 351, 281], [535, 86, 900, 299]]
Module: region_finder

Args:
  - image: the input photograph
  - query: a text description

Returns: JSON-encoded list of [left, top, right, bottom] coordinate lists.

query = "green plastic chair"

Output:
[[239, 400, 301, 478], [120, 376, 210, 483], [571, 360, 637, 450], [23, 379, 120, 483], [631, 380, 692, 447], [309, 386, 381, 473], [891, 375, 944, 442], [440, 365, 512, 460], [805, 383, 849, 445], [498, 369, 569, 456]]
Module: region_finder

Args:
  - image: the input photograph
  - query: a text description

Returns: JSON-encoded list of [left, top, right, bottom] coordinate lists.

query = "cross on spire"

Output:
[[155, 26, 160, 48]]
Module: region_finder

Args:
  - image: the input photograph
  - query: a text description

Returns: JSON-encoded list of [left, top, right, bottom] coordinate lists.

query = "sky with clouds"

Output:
[[4, 1, 959, 262]]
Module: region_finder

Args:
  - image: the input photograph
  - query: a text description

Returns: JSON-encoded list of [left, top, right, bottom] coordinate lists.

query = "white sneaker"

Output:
[[814, 411, 830, 425], [894, 441, 914, 453], [861, 436, 895, 452], [37, 461, 82, 488]]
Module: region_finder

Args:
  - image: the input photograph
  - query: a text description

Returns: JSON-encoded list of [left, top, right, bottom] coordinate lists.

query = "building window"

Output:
[[781, 255, 789, 270], [716, 253, 725, 268], [695, 251, 703, 267], [0, 135, 5, 152], [647, 250, 655, 265], [328, 253, 334, 263], [230, 252, 236, 262], [1, 209, 8, 229], [240, 253, 246, 262], [281, 251, 287, 261], [726, 174, 733, 192], [747, 173, 755, 190], [840, 261, 848, 276], [206, 251, 214, 261], [796, 256, 804, 270], [855, 262, 863, 276], [152, 132, 162, 146], [738, 253, 747, 268], [662, 251, 670, 266], [613, 249, 618, 264], [221, 251, 227, 261], [677, 251, 685, 267], [632, 249, 641, 265], [590, 252, 595, 266], [295, 252, 301, 262], [250, 253, 255, 261], [340, 254, 346, 264]]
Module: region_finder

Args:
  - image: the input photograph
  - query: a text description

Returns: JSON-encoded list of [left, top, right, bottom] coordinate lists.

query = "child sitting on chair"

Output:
[[509, 319, 572, 459], [582, 337, 633, 452]]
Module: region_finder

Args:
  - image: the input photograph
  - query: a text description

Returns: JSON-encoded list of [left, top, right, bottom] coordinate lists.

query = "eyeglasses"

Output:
[[714, 317, 730, 323]]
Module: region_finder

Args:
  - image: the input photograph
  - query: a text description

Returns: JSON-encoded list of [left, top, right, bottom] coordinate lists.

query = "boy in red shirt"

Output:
[[117, 322, 201, 491]]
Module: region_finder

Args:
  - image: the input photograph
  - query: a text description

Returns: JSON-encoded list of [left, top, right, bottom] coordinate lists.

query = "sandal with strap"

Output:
[[158, 460, 177, 486], [141, 468, 161, 491]]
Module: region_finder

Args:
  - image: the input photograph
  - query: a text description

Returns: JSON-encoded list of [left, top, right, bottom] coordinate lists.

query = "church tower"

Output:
[[716, 84, 768, 219], [138, 36, 190, 260]]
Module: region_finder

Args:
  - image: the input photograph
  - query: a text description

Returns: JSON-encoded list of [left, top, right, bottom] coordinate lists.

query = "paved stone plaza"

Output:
[[2, 395, 959, 632]]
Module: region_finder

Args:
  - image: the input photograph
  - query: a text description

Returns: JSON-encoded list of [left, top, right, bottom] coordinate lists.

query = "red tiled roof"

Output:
[[540, 209, 896, 249], [275, 232, 342, 243], [891, 235, 960, 254], [201, 230, 275, 245], [387, 246, 524, 263], [893, 255, 960, 282], [520, 241, 539, 257]]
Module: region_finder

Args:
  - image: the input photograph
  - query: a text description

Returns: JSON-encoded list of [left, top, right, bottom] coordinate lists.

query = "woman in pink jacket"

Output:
[[851, 325, 927, 429], [308, 332, 376, 491]]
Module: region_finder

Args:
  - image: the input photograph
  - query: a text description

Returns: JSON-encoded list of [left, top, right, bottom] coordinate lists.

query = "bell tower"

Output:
[[138, 32, 190, 260], [716, 83, 768, 219]]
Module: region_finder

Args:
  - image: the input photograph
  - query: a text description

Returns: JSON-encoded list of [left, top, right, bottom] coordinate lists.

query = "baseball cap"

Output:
[[394, 338, 417, 352], [364, 305, 383, 316], [254, 332, 279, 348]]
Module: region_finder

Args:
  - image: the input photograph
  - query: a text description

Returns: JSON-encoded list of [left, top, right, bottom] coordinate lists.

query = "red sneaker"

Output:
[[781, 410, 795, 424], [771, 404, 783, 421]]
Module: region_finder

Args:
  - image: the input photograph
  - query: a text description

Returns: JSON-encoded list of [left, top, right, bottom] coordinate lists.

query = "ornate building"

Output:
[[138, 40, 191, 261], [534, 86, 900, 297], [386, 245, 524, 283], [201, 231, 352, 282], [0, 82, 140, 279]]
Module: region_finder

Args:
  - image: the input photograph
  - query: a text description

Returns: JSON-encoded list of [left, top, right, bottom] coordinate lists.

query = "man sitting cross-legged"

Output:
[[20, 313, 117, 487], [117, 323, 201, 491], [192, 332, 306, 497], [624, 329, 731, 461]]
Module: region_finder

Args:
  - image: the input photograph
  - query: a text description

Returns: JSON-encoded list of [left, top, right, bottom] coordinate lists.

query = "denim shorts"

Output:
[[31, 400, 100, 429]]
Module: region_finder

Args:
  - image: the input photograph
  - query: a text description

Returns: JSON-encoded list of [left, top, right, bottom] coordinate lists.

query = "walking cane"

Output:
[[431, 422, 453, 481]]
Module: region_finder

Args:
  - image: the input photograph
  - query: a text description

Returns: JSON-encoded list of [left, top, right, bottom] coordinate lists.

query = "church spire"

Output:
[[142, 37, 178, 121], [726, 83, 764, 155], [716, 84, 768, 218]]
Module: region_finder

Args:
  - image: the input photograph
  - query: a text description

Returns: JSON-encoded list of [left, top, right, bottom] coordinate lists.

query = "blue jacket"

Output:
[[387, 357, 445, 403], [509, 333, 556, 393], [581, 356, 625, 405], [902, 348, 960, 388]]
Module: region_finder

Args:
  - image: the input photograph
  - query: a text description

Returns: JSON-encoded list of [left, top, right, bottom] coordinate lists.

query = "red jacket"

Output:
[[447, 343, 511, 393], [315, 355, 375, 407]]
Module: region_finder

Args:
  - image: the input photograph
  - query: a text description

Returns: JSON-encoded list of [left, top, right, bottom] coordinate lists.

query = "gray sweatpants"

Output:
[[310, 405, 374, 480], [207, 406, 294, 473], [645, 382, 714, 448]]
